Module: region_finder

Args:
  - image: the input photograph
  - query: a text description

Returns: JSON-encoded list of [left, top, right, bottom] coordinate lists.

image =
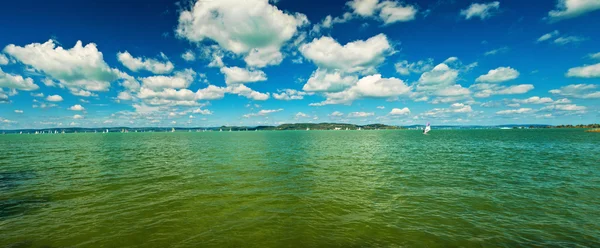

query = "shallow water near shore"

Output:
[[1, 129, 599, 247]]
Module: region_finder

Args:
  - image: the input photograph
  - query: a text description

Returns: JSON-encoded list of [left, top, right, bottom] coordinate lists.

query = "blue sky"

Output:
[[1, 0, 599, 129]]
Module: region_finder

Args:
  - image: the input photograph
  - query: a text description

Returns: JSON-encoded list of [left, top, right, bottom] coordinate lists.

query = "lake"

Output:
[[1, 129, 599, 247]]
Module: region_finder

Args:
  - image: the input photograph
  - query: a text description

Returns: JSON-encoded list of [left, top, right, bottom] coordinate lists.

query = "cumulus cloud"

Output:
[[73, 114, 84, 119], [117, 51, 174, 74], [389, 107, 410, 116], [181, 50, 195, 62], [476, 67, 520, 83], [46, 94, 63, 102], [227, 84, 270, 101], [303, 69, 358, 92], [549, 84, 600, 99], [346, 0, 418, 24], [541, 104, 587, 112], [14, 110, 23, 114], [117, 91, 133, 101], [310, 74, 411, 105], [176, 0, 308, 67], [192, 108, 213, 115], [0, 67, 39, 90], [566, 63, 600, 78], [377, 1, 418, 24], [3, 40, 121, 93], [496, 108, 534, 115], [512, 96, 554, 104], [395, 58, 434, 75], [589, 52, 600, 60], [243, 108, 283, 118], [220, 66, 267, 85], [329, 111, 344, 117], [460, 1, 500, 20], [347, 112, 374, 118], [68, 104, 85, 111], [295, 112, 309, 118], [141, 69, 196, 90], [300, 34, 392, 74], [0, 54, 9, 65], [547, 0, 600, 22], [273, 89, 311, 100], [471, 84, 534, 98], [348, 0, 380, 16], [418, 103, 475, 120], [416, 63, 459, 91]]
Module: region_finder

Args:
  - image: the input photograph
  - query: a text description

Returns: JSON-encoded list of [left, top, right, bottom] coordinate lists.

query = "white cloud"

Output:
[[346, 0, 417, 24], [395, 58, 434, 75], [471, 84, 534, 98], [537, 30, 560, 42], [589, 52, 600, 60], [0, 54, 9, 65], [475, 67, 519, 83], [554, 36, 586, 45], [273, 89, 311, 100], [377, 1, 418, 24], [46, 94, 63, 102], [347, 112, 374, 118], [549, 84, 600, 98], [460, 1, 500, 20], [69, 104, 85, 111], [176, 0, 308, 67], [416, 63, 459, 91], [196, 85, 227, 100], [496, 108, 534, 115], [377, 106, 385, 109], [181, 50, 195, 61], [3, 40, 120, 93], [243, 47, 283, 68], [117, 51, 174, 74], [329, 111, 344, 117], [548, 0, 600, 22], [141, 69, 196, 90], [484, 47, 509, 56], [70, 89, 96, 97], [419, 103, 474, 120], [303, 69, 358, 92], [220, 66, 267, 85], [227, 84, 270, 101], [542, 104, 587, 111], [14, 110, 23, 114], [348, 0, 379, 17], [389, 107, 410, 116], [566, 63, 600, 78], [310, 74, 410, 105], [0, 67, 39, 91], [243, 108, 283, 118], [73, 114, 84, 119], [192, 108, 213, 115], [512, 96, 554, 104], [435, 84, 471, 97], [117, 91, 133, 101], [295, 112, 309, 118], [300, 34, 392, 74]]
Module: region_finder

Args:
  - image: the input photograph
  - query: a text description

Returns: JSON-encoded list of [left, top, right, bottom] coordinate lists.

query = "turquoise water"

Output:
[[1, 130, 599, 247]]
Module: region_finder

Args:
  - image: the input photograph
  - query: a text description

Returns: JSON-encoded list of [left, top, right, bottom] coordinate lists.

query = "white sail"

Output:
[[424, 123, 431, 134]]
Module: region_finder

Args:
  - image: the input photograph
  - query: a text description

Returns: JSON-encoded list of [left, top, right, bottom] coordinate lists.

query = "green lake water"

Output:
[[1, 129, 599, 247]]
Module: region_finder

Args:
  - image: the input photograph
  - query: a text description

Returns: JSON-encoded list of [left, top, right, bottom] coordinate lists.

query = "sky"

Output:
[[1, 0, 600, 129]]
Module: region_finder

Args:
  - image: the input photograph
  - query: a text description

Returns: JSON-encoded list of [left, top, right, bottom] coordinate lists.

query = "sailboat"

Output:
[[423, 122, 431, 135]]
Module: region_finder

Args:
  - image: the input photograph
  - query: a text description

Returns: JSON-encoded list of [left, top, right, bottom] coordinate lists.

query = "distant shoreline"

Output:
[[1, 123, 599, 134]]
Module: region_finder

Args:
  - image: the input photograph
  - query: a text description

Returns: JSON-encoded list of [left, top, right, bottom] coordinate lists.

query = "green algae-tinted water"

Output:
[[1, 129, 599, 247]]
